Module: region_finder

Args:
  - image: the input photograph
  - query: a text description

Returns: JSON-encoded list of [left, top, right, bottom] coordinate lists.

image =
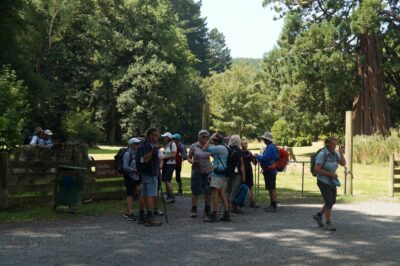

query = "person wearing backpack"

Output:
[[172, 133, 187, 195], [122, 138, 142, 221], [203, 133, 231, 223], [29, 127, 44, 145], [226, 135, 246, 214], [313, 137, 346, 232], [160, 132, 177, 203], [256, 132, 279, 213], [241, 139, 259, 208], [136, 128, 162, 226]]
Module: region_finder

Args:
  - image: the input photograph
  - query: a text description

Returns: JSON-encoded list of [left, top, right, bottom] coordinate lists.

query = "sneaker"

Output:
[[324, 223, 337, 232], [145, 218, 162, 227], [190, 207, 197, 218], [126, 213, 137, 221], [176, 188, 183, 196], [313, 214, 324, 227], [123, 213, 129, 219], [264, 205, 277, 213], [219, 211, 232, 222], [138, 213, 146, 224], [166, 197, 176, 204], [204, 212, 218, 223], [154, 209, 164, 216]]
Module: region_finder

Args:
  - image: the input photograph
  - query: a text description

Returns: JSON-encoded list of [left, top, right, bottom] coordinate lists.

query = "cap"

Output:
[[44, 129, 53, 136], [161, 132, 173, 139], [198, 129, 209, 137], [128, 138, 141, 145], [172, 133, 182, 140], [261, 132, 274, 142]]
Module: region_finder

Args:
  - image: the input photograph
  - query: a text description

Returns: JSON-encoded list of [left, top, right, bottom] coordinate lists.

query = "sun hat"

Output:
[[161, 132, 173, 139], [198, 129, 209, 137], [128, 138, 141, 145], [172, 133, 182, 140], [44, 129, 53, 136], [261, 132, 274, 142]]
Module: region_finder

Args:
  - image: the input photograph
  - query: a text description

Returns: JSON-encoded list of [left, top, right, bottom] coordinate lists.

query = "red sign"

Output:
[[94, 160, 121, 178]]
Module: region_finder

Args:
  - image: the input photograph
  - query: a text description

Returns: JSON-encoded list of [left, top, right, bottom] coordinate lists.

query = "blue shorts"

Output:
[[141, 175, 158, 197]]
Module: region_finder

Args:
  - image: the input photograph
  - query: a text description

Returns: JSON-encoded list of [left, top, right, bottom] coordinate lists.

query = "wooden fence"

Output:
[[0, 148, 126, 209], [389, 154, 400, 197]]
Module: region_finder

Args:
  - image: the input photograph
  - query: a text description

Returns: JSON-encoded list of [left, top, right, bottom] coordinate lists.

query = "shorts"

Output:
[[124, 175, 140, 196], [191, 171, 211, 196], [162, 164, 175, 182], [245, 171, 254, 188], [317, 180, 337, 209], [263, 172, 277, 190], [210, 176, 226, 190], [141, 175, 158, 197]]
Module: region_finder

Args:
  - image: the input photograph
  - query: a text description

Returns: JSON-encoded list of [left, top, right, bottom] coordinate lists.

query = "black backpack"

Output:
[[310, 148, 328, 176], [114, 147, 129, 174], [135, 142, 151, 174], [215, 145, 241, 178]]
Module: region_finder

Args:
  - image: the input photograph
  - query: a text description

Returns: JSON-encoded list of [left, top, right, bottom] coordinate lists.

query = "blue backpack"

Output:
[[234, 184, 250, 207]]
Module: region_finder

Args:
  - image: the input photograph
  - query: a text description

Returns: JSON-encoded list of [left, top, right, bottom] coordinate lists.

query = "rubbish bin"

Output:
[[54, 165, 87, 208]]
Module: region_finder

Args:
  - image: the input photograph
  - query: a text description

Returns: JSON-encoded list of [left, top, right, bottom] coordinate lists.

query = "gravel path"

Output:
[[1, 198, 400, 266]]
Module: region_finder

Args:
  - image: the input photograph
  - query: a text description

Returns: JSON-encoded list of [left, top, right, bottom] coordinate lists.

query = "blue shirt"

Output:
[[123, 147, 139, 181], [315, 148, 340, 186], [140, 140, 160, 177], [256, 144, 279, 174], [207, 145, 229, 178]]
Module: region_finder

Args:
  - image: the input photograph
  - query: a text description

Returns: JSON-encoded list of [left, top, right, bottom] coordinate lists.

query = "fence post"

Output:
[[0, 152, 9, 209], [389, 154, 394, 197], [345, 111, 353, 195], [301, 162, 305, 197], [202, 103, 210, 130]]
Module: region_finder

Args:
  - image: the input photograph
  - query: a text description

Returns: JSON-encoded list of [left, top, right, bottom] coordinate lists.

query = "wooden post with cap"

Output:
[[345, 111, 353, 195], [202, 103, 210, 130]]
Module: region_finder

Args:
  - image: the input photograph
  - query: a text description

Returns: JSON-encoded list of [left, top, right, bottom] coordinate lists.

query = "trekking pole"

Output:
[[158, 177, 169, 223], [257, 163, 260, 203]]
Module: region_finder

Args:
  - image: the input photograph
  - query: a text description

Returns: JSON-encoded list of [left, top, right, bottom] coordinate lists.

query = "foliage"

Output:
[[208, 28, 232, 73], [354, 129, 400, 164], [0, 65, 27, 150], [271, 119, 292, 146], [63, 110, 102, 145]]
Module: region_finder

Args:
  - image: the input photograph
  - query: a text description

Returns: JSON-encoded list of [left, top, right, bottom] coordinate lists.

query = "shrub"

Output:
[[294, 136, 312, 147], [271, 119, 292, 146], [63, 110, 103, 145], [353, 129, 400, 164]]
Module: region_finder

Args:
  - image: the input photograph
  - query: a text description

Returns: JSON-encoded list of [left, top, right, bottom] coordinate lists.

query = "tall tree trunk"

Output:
[[107, 103, 117, 145], [353, 33, 390, 136]]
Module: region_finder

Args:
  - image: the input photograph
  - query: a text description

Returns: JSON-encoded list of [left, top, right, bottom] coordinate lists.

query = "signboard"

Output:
[[94, 160, 121, 178]]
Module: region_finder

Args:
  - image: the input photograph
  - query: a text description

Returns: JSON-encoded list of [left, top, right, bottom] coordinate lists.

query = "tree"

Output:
[[263, 0, 400, 135], [208, 28, 232, 73]]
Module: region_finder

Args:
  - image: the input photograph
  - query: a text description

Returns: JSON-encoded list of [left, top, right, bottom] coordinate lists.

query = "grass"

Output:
[[1, 142, 398, 223]]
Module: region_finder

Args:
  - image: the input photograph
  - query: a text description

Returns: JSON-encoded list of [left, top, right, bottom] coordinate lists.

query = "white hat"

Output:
[[44, 129, 53, 136], [198, 129, 209, 137], [161, 132, 173, 139], [128, 138, 141, 145], [261, 132, 274, 142]]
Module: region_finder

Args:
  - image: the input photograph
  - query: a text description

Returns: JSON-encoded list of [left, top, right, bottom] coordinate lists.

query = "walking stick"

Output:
[[158, 177, 168, 223]]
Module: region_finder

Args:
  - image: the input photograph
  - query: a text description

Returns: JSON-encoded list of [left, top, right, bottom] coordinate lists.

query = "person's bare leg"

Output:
[[192, 195, 198, 206], [219, 190, 229, 211], [205, 195, 210, 206], [325, 209, 332, 222], [147, 196, 155, 211], [166, 182, 174, 197], [211, 189, 219, 211], [126, 196, 133, 214], [139, 195, 145, 210], [270, 189, 277, 202]]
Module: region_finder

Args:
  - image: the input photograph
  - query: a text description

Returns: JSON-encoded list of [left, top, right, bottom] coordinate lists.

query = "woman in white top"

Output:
[[161, 132, 177, 203]]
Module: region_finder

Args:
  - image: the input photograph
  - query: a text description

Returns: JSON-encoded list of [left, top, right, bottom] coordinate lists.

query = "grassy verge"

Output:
[[1, 143, 398, 223]]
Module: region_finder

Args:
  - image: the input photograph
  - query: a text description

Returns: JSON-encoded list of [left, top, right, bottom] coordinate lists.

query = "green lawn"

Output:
[[1, 143, 398, 223]]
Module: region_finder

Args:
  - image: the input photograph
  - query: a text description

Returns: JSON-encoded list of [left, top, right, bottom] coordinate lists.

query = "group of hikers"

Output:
[[120, 127, 346, 231]]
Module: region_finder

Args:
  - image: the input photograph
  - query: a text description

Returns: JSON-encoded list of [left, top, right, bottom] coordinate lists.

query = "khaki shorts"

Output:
[[210, 176, 226, 190]]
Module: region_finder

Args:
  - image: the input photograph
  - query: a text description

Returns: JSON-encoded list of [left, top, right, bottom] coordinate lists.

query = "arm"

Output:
[[240, 157, 246, 182], [187, 146, 194, 164], [122, 152, 134, 173], [29, 136, 38, 145], [256, 147, 272, 162], [338, 146, 346, 167], [315, 164, 338, 179], [181, 144, 188, 160]]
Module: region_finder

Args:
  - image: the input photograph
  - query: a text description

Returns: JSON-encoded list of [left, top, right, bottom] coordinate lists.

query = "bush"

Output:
[[294, 136, 312, 147], [63, 110, 103, 145], [271, 119, 292, 146], [353, 129, 400, 164]]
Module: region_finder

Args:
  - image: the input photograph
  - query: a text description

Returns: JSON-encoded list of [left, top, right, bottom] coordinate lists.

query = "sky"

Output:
[[200, 0, 284, 59]]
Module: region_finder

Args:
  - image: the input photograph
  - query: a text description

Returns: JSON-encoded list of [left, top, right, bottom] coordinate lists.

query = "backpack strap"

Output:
[[215, 145, 229, 171]]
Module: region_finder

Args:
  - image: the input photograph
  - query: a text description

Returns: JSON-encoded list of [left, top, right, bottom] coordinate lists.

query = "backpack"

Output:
[[234, 184, 250, 207], [266, 145, 289, 172], [214, 145, 241, 178], [310, 148, 328, 177], [176, 143, 183, 165], [135, 142, 151, 174], [114, 147, 129, 174]]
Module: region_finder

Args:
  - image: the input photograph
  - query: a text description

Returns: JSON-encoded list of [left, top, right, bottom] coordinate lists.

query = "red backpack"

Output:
[[175, 143, 183, 165], [268, 146, 289, 172]]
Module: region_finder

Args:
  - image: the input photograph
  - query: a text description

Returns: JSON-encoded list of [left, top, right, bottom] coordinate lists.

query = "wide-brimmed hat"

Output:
[[261, 132, 274, 142], [128, 138, 141, 145], [161, 132, 173, 139]]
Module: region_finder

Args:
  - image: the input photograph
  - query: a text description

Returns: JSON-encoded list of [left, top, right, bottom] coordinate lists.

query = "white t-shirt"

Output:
[[163, 142, 177, 165]]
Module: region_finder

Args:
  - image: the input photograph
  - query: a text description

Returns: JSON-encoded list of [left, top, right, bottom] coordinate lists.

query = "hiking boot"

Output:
[[313, 214, 324, 227], [190, 206, 197, 218], [204, 212, 218, 223], [204, 206, 211, 217], [138, 212, 146, 224], [264, 205, 277, 213], [219, 211, 232, 222], [126, 213, 137, 221], [250, 201, 259, 208], [324, 223, 337, 232], [154, 209, 164, 216], [145, 214, 162, 227]]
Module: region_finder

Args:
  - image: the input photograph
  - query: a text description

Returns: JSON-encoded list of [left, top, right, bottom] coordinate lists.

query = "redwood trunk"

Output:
[[353, 33, 390, 136]]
